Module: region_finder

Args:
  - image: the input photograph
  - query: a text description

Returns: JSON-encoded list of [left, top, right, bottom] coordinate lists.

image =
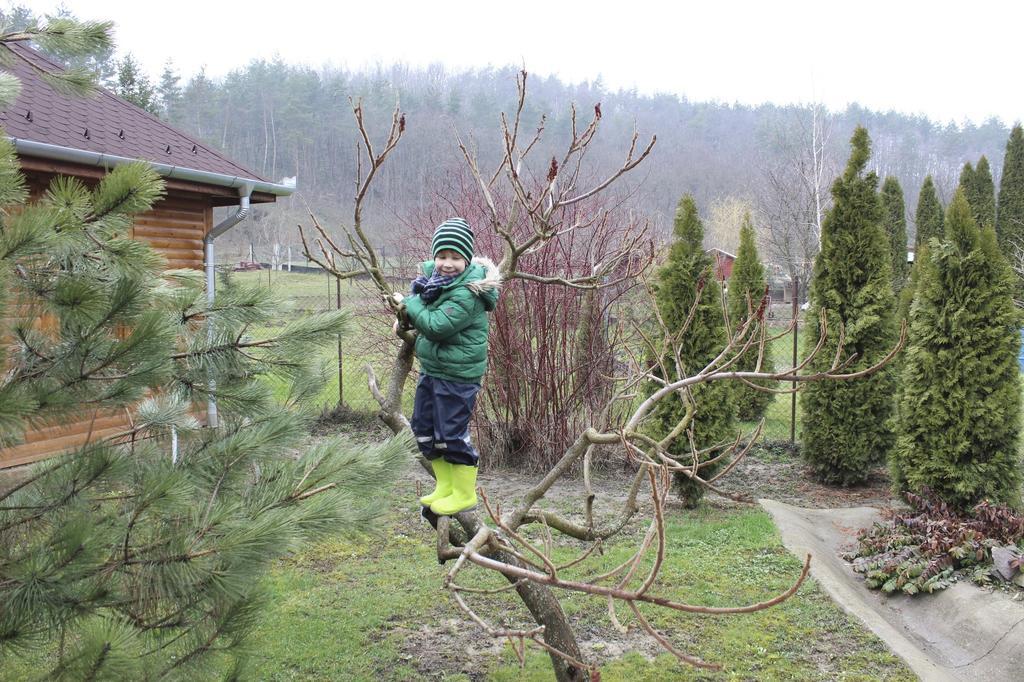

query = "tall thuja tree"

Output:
[[904, 176, 945, 318], [880, 176, 909, 295], [997, 125, 1024, 279], [800, 127, 898, 485], [0, 20, 412, 679], [891, 190, 1021, 509], [997, 125, 1024, 244], [960, 157, 996, 230], [646, 195, 735, 507], [957, 161, 975, 205], [727, 213, 774, 421], [914, 175, 944, 250], [971, 156, 996, 229]]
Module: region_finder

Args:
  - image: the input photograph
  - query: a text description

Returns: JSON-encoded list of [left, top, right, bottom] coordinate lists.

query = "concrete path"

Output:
[[761, 499, 1024, 682]]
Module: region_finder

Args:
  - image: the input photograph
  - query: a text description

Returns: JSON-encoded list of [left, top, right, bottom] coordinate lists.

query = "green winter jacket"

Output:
[[404, 257, 501, 384]]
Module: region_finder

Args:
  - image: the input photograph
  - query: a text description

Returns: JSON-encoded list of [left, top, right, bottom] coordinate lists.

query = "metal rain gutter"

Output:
[[8, 137, 295, 197]]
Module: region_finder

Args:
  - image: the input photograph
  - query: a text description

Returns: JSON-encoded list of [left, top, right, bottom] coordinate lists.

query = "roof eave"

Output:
[[8, 137, 296, 197]]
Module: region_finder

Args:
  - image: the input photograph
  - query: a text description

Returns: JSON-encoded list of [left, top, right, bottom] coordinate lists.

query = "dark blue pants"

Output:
[[411, 374, 480, 466]]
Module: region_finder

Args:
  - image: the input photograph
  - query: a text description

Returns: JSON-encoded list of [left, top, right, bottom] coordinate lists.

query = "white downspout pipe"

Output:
[[204, 183, 254, 428]]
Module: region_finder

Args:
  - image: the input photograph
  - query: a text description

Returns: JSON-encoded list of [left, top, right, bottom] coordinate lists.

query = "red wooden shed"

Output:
[[706, 248, 736, 281]]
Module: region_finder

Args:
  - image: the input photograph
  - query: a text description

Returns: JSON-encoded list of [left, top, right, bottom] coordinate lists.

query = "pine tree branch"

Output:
[[0, 461, 110, 532]]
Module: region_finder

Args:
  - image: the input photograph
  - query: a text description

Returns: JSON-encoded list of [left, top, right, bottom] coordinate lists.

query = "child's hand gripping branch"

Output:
[[385, 292, 411, 335], [406, 218, 501, 516]]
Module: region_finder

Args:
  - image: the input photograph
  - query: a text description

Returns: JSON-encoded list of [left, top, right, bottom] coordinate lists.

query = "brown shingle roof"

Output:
[[0, 42, 271, 184]]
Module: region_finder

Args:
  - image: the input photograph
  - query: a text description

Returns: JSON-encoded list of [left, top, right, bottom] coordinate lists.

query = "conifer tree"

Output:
[[891, 190, 1021, 509], [997, 125, 1024, 254], [113, 53, 157, 114], [971, 155, 996, 229], [958, 161, 975, 201], [647, 196, 735, 506], [157, 60, 182, 122], [905, 176, 944, 321], [880, 176, 909, 294], [726, 213, 774, 421], [961, 157, 996, 231], [0, 21, 413, 678], [914, 175, 944, 250], [0, 7, 116, 84], [800, 127, 897, 485]]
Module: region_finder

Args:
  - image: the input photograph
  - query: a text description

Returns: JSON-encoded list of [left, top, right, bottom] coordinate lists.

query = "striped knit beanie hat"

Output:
[[432, 218, 474, 262]]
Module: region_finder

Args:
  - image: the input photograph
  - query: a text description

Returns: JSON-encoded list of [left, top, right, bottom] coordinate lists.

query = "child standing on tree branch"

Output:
[[391, 218, 500, 515]]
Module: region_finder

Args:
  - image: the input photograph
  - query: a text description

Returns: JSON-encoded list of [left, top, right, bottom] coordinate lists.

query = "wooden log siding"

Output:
[[132, 196, 212, 269], [0, 193, 213, 469]]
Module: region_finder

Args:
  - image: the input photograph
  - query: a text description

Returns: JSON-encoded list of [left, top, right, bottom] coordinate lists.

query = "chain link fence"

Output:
[[221, 255, 413, 415]]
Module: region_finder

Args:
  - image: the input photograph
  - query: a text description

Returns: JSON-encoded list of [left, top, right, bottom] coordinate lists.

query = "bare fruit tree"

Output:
[[301, 74, 903, 681], [704, 195, 756, 255]]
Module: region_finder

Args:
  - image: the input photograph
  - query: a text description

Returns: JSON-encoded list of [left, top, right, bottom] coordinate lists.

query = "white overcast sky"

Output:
[[19, 0, 1024, 125]]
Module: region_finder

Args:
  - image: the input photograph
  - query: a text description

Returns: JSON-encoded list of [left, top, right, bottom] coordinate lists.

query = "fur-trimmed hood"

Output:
[[464, 256, 501, 312], [465, 256, 502, 295]]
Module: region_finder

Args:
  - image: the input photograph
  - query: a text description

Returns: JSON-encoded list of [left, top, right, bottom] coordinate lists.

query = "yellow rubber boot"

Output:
[[419, 459, 453, 507], [430, 464, 478, 515]]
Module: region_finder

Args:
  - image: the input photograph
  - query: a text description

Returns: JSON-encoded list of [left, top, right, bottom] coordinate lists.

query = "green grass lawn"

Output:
[[261, 340, 413, 415], [245, 480, 914, 681], [0, 478, 915, 682], [230, 268, 355, 302]]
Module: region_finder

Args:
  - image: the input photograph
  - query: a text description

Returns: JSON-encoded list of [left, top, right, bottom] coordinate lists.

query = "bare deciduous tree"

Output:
[[757, 103, 837, 288], [301, 76, 903, 680], [703, 195, 756, 255]]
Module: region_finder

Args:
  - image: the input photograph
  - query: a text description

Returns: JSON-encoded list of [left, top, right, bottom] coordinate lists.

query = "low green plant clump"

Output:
[[847, 492, 1024, 595]]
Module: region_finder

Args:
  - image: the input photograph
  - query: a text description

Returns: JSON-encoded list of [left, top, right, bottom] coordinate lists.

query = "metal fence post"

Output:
[[342, 274, 350, 405], [790, 276, 799, 445]]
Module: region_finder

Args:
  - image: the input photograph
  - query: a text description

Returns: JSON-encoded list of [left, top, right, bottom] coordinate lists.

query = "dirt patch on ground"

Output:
[[392, 619, 664, 681], [714, 441, 901, 509], [416, 439, 901, 517]]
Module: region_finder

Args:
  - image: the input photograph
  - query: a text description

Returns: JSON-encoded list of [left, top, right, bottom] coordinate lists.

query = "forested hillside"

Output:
[[159, 60, 1016, 283], [5, 5, 1014, 277]]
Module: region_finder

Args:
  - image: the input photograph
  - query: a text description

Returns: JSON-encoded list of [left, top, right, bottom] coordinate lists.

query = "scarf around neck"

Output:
[[411, 272, 456, 303]]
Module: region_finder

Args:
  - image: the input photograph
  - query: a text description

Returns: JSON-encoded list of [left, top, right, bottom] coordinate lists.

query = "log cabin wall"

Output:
[[0, 183, 213, 469], [132, 194, 212, 269]]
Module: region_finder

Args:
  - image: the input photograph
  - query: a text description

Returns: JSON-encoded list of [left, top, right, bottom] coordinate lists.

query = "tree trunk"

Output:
[[509, 557, 585, 680], [452, 515, 586, 681]]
